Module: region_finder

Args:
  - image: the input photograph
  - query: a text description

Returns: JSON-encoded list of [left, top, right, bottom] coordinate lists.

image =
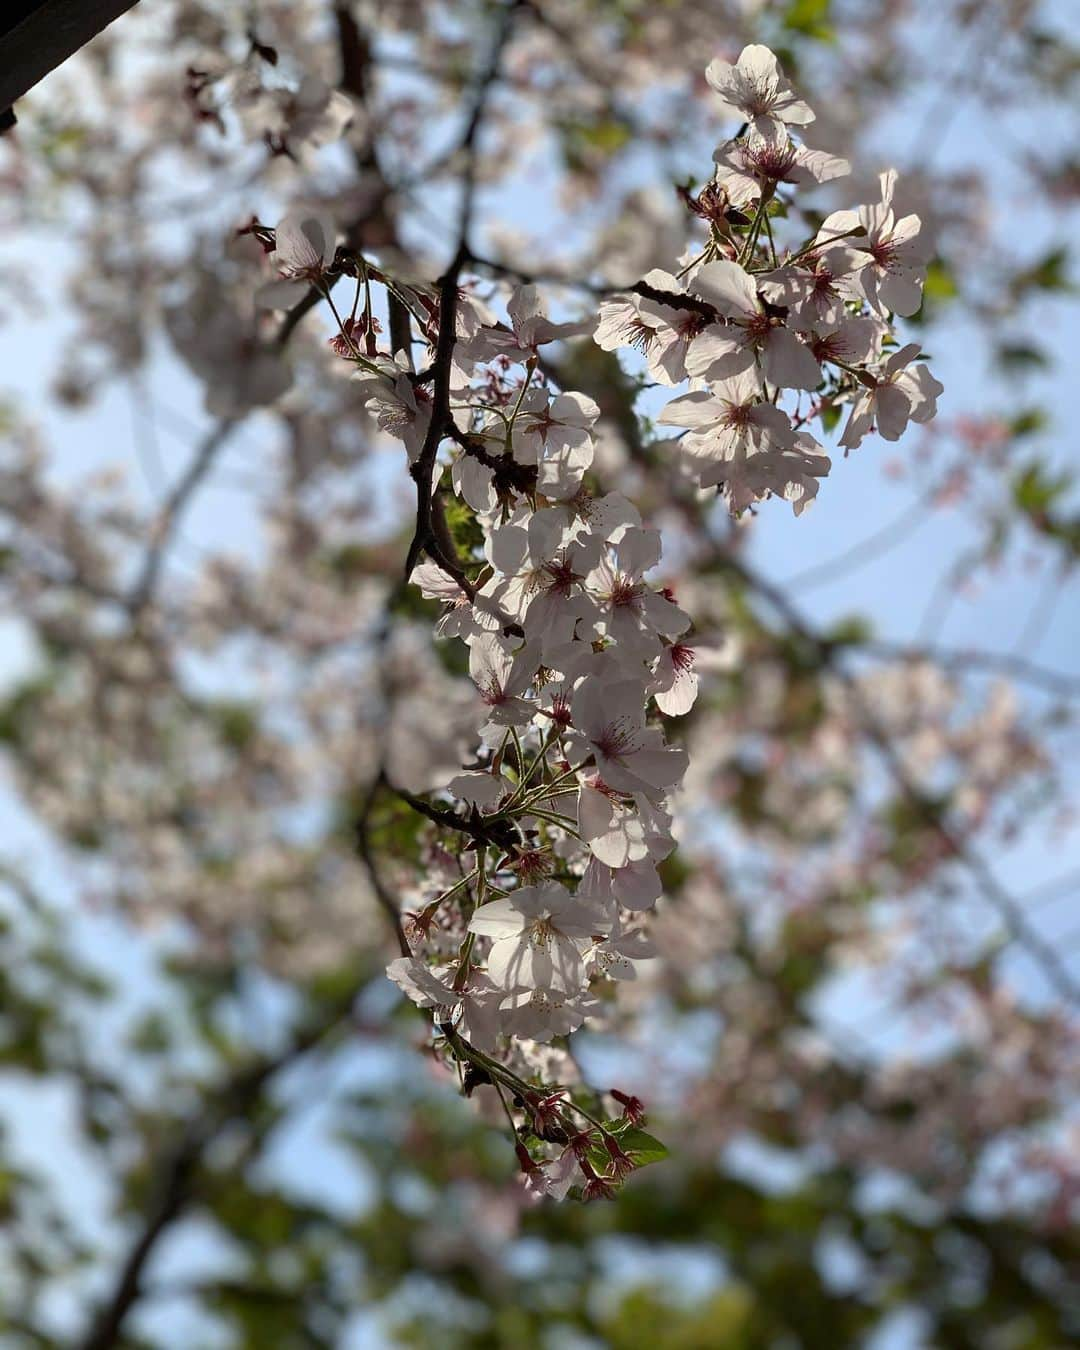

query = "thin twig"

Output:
[[403, 2, 518, 584]]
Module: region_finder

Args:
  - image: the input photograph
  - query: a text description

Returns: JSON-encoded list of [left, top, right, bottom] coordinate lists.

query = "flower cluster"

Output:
[[249, 44, 943, 1201], [596, 44, 943, 516]]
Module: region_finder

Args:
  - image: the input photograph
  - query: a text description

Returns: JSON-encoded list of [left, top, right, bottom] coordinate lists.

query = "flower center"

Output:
[[743, 138, 797, 183], [670, 641, 695, 673], [720, 400, 755, 430], [626, 318, 658, 352], [480, 676, 507, 706], [528, 916, 556, 949], [594, 719, 637, 761], [609, 576, 642, 609], [542, 555, 582, 596]]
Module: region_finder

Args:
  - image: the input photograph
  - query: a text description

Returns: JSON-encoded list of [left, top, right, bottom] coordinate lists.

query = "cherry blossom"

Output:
[[822, 169, 932, 316], [570, 678, 688, 796], [687, 260, 822, 391], [839, 343, 945, 448], [256, 209, 337, 309], [705, 45, 815, 138], [468, 883, 610, 992], [713, 126, 849, 202]]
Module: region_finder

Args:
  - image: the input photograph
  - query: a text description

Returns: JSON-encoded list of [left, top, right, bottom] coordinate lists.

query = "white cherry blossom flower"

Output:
[[577, 782, 650, 868], [570, 677, 688, 796], [509, 390, 599, 499], [480, 513, 597, 657], [593, 291, 671, 362], [758, 247, 865, 334], [447, 771, 511, 812], [512, 390, 599, 464], [579, 855, 664, 913], [468, 633, 536, 728], [586, 920, 656, 981], [839, 344, 944, 448], [451, 452, 497, 514], [256, 210, 337, 309], [659, 369, 797, 469], [651, 639, 699, 716], [705, 45, 815, 138], [581, 526, 691, 660], [687, 260, 822, 391], [805, 315, 886, 370], [821, 170, 931, 317], [713, 127, 849, 204], [595, 271, 713, 386], [410, 562, 502, 642], [660, 380, 829, 514], [357, 361, 432, 461], [386, 959, 502, 1051], [506, 284, 592, 353], [499, 986, 601, 1041], [468, 882, 609, 991]]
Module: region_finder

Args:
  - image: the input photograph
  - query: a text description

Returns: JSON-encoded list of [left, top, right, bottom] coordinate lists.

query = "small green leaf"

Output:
[[1008, 408, 1047, 438], [619, 1127, 669, 1166], [1012, 461, 1071, 516], [784, 0, 835, 41], [996, 341, 1049, 371]]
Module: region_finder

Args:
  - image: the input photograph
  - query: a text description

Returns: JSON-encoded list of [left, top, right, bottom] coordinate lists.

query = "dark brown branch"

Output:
[[354, 770, 411, 958], [391, 784, 521, 852], [403, 2, 518, 585]]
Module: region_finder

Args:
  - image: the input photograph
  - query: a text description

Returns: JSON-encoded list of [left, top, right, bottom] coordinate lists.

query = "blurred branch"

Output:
[[125, 419, 238, 616], [781, 494, 933, 592], [75, 969, 377, 1350], [718, 550, 1080, 1008], [857, 638, 1080, 700]]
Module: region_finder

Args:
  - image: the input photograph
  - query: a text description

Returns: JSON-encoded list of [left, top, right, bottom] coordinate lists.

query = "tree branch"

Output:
[[403, 1, 518, 585], [126, 418, 238, 615]]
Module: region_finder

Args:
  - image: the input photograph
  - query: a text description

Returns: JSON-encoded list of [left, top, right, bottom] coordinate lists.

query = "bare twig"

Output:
[[403, 2, 518, 585]]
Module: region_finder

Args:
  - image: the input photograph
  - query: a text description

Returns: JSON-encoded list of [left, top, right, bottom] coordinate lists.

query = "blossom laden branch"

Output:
[[241, 40, 949, 1201]]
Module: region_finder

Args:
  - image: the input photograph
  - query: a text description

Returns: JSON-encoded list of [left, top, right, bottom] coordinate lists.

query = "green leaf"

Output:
[[784, 0, 835, 41], [910, 258, 958, 323], [1012, 461, 1072, 516], [1011, 245, 1072, 298], [207, 700, 258, 750], [1008, 408, 1047, 438], [996, 341, 1049, 371], [617, 1127, 670, 1167], [825, 615, 874, 647]]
